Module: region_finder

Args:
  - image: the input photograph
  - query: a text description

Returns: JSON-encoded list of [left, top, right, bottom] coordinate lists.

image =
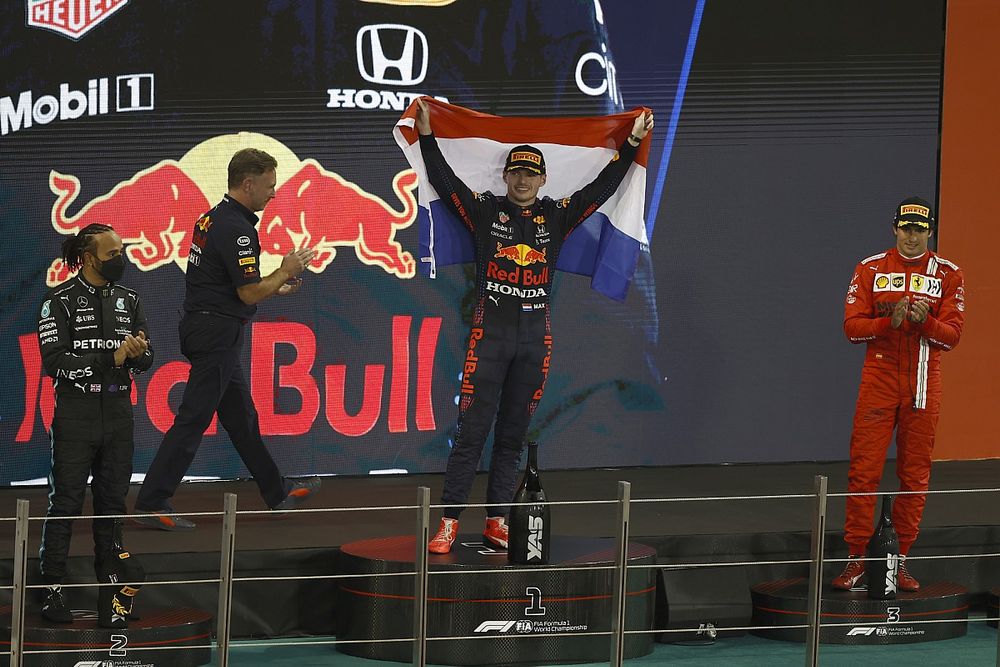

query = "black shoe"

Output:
[[41, 586, 73, 623], [133, 509, 196, 531], [272, 477, 322, 510]]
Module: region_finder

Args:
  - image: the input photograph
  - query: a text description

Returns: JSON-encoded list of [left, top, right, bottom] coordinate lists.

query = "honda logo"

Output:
[[356, 24, 428, 86]]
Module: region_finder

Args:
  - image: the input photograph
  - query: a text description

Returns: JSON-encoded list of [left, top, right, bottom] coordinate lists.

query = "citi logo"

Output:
[[357, 24, 428, 85], [527, 515, 544, 561]]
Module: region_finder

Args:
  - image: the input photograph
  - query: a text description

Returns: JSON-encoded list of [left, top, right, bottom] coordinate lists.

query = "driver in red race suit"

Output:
[[833, 197, 965, 592], [414, 98, 653, 553]]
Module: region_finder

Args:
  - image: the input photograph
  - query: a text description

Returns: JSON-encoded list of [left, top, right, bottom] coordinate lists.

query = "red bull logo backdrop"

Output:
[[0, 0, 959, 481], [0, 0, 786, 486]]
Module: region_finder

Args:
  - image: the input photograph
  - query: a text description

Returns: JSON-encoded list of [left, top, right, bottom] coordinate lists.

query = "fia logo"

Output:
[[527, 515, 544, 561]]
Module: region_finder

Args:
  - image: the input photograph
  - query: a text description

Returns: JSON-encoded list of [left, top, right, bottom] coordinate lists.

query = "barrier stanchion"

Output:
[[216, 493, 238, 667], [805, 475, 827, 667], [9, 499, 29, 667], [610, 481, 631, 667], [413, 486, 430, 667]]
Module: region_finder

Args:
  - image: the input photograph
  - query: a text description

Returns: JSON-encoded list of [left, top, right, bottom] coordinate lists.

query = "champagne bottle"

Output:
[[508, 442, 551, 565], [865, 494, 899, 600]]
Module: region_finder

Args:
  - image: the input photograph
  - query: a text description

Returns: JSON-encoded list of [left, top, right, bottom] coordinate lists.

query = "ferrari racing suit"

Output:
[[843, 247, 964, 555]]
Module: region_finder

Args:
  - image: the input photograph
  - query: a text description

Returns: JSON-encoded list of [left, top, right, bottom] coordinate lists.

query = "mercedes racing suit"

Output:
[[37, 275, 153, 580], [843, 247, 964, 555], [420, 133, 639, 518]]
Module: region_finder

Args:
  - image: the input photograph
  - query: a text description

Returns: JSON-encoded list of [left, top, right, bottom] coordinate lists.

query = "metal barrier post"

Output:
[[413, 486, 431, 667], [805, 475, 828, 667], [9, 499, 30, 667], [610, 481, 631, 667], [216, 493, 238, 667]]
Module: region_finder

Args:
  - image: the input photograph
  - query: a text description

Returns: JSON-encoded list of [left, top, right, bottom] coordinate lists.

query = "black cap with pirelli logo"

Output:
[[893, 196, 935, 230], [504, 145, 546, 175]]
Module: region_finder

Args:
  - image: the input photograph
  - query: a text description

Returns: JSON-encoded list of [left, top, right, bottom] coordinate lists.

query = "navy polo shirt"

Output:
[[183, 194, 262, 320]]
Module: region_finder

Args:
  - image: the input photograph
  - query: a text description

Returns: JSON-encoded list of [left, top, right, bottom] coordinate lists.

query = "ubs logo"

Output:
[[357, 24, 428, 86]]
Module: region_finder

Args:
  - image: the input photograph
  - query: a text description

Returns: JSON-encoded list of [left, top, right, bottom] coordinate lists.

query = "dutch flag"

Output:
[[393, 98, 651, 302]]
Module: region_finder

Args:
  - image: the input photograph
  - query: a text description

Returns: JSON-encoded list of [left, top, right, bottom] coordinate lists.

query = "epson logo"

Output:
[[527, 515, 544, 561], [357, 24, 428, 86], [1, 74, 154, 137]]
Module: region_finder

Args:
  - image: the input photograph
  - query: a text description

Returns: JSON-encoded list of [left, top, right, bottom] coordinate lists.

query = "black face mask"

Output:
[[95, 254, 126, 283]]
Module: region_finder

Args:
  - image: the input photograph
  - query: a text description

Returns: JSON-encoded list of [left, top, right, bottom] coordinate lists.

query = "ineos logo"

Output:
[[357, 24, 428, 86]]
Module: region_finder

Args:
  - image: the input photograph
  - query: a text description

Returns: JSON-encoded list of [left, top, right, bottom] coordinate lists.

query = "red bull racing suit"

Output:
[[419, 133, 639, 518], [37, 275, 153, 580], [843, 248, 965, 555]]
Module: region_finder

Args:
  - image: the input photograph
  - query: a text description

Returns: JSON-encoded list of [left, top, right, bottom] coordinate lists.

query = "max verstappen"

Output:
[[37, 223, 151, 626], [415, 98, 653, 553], [833, 197, 965, 592]]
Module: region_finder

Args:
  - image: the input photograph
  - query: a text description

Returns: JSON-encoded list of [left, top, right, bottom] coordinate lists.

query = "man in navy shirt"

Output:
[[135, 149, 321, 530]]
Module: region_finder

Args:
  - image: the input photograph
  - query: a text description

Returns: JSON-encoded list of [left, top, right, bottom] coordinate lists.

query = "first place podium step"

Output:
[[1, 606, 212, 667], [336, 534, 657, 666]]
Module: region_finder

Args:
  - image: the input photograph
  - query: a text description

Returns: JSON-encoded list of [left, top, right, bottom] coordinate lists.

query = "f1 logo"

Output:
[[847, 627, 876, 636], [356, 24, 428, 86], [473, 621, 514, 633]]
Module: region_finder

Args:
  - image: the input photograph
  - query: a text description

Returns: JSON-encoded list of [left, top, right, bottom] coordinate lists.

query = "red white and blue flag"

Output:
[[394, 99, 651, 302]]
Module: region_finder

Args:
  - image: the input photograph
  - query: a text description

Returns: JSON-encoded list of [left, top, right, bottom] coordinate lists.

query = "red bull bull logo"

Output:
[[45, 133, 417, 286], [493, 242, 547, 267]]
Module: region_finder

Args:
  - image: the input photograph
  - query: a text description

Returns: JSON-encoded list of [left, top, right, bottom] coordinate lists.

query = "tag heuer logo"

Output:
[[27, 0, 129, 40]]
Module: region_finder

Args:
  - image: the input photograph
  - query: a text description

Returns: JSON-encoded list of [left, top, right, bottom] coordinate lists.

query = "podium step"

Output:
[[750, 578, 969, 644], [1, 606, 213, 667], [336, 534, 657, 665]]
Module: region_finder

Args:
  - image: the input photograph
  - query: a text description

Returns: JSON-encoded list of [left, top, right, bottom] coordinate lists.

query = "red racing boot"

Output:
[[897, 556, 920, 592], [483, 517, 509, 549], [428, 518, 458, 554], [832, 555, 866, 590]]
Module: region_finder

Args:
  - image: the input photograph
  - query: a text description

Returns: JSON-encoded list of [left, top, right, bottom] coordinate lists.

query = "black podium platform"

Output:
[[989, 587, 998, 629], [335, 535, 657, 665], [750, 578, 968, 644], [0, 606, 213, 667]]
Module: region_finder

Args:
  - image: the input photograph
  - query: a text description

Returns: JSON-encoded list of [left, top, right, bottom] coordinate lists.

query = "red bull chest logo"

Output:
[[486, 261, 548, 287], [494, 242, 546, 267], [27, 0, 129, 40], [45, 132, 417, 285]]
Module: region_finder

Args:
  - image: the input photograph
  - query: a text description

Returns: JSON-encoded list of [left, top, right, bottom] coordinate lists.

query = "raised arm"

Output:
[[559, 110, 654, 238], [416, 98, 490, 234]]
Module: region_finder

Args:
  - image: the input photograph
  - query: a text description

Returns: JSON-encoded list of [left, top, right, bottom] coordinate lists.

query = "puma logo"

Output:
[[488, 295, 500, 306]]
